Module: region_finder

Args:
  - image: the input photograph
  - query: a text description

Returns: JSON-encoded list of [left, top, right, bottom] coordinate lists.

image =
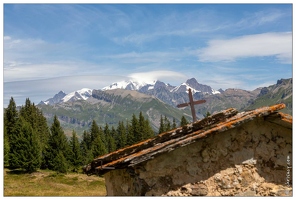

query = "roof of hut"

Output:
[[84, 103, 292, 176]]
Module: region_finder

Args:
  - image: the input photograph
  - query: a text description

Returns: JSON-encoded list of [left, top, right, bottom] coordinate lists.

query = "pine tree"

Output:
[[109, 126, 117, 152], [158, 115, 165, 134], [90, 120, 100, 142], [89, 124, 107, 158], [104, 124, 116, 153], [8, 117, 22, 169], [4, 97, 19, 142], [92, 135, 107, 158], [5, 97, 50, 171], [131, 114, 141, 143], [172, 118, 177, 129], [90, 120, 106, 149], [45, 115, 70, 172], [164, 116, 171, 132], [82, 130, 92, 150], [126, 120, 134, 146], [69, 130, 82, 172], [35, 109, 50, 168], [204, 111, 211, 118], [180, 115, 189, 127], [98, 126, 106, 145], [19, 98, 50, 169], [53, 151, 68, 173], [19, 98, 34, 125], [80, 130, 92, 164], [138, 112, 145, 141], [143, 118, 154, 140], [22, 120, 41, 172], [116, 121, 127, 149], [4, 126, 10, 167], [8, 117, 41, 172]]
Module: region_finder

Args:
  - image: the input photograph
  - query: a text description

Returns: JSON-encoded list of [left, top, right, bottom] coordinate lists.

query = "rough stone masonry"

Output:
[[86, 104, 292, 196]]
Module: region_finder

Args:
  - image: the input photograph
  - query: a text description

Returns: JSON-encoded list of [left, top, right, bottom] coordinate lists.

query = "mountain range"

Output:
[[38, 88, 191, 136], [37, 77, 292, 137], [40, 78, 220, 106]]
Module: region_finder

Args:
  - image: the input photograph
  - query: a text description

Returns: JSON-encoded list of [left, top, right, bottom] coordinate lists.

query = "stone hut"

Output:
[[84, 103, 292, 196]]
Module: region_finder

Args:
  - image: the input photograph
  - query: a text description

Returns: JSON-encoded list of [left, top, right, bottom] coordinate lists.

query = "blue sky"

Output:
[[3, 3, 293, 106]]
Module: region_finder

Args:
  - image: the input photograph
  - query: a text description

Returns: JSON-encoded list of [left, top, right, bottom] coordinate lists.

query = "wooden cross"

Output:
[[177, 88, 206, 122]]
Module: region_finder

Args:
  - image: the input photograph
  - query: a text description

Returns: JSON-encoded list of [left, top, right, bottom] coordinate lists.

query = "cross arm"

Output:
[[193, 99, 206, 105], [177, 99, 206, 108], [177, 102, 190, 108]]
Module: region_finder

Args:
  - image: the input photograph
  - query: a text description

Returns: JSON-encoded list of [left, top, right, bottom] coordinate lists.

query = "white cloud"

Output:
[[235, 9, 288, 28], [128, 70, 187, 84], [3, 59, 106, 82], [97, 50, 186, 65], [197, 32, 292, 64], [112, 7, 290, 46], [3, 36, 113, 82], [3, 75, 126, 106], [4, 36, 11, 40]]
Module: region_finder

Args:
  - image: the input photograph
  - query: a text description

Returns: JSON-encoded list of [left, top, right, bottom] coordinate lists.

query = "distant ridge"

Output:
[[39, 78, 219, 106], [102, 78, 219, 95], [37, 78, 292, 137]]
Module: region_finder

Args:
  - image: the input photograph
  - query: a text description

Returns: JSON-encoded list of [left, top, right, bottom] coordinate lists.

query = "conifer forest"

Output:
[[3, 97, 188, 173]]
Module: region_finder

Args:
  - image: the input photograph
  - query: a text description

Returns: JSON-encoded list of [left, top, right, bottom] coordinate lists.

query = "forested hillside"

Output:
[[4, 97, 186, 173], [38, 89, 191, 136]]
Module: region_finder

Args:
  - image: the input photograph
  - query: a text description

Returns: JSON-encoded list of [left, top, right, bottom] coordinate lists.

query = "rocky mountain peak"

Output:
[[39, 90, 66, 105], [186, 78, 199, 88]]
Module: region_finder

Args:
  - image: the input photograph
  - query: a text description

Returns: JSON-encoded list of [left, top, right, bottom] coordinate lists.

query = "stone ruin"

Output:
[[84, 103, 292, 196]]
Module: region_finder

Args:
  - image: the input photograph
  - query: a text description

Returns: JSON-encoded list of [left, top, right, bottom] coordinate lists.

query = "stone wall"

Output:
[[104, 117, 292, 196]]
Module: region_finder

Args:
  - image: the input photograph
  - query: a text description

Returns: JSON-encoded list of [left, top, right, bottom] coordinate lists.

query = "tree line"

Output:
[[4, 97, 189, 173]]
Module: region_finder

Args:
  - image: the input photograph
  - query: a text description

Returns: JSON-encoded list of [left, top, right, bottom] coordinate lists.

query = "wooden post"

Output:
[[177, 88, 206, 122], [188, 88, 197, 122]]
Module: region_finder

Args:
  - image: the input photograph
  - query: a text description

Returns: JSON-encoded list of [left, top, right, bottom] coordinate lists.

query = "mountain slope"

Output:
[[194, 88, 261, 115], [39, 91, 66, 105], [38, 89, 191, 136], [194, 78, 292, 116], [245, 78, 292, 115]]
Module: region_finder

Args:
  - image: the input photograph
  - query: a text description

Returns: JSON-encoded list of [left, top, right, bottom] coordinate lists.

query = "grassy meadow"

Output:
[[3, 168, 107, 196]]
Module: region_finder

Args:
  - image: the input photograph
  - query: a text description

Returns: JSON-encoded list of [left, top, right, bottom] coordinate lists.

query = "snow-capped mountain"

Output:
[[103, 78, 220, 95], [39, 78, 219, 107], [171, 78, 220, 95], [102, 79, 157, 91], [39, 88, 92, 105], [62, 88, 93, 103], [139, 80, 175, 93], [101, 78, 220, 107]]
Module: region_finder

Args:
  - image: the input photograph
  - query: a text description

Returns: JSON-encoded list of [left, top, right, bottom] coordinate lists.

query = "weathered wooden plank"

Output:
[[84, 107, 239, 175], [177, 102, 190, 108], [95, 104, 286, 174]]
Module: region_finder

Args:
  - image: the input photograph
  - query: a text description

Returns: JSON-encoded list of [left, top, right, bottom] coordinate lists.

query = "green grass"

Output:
[[3, 168, 106, 196]]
